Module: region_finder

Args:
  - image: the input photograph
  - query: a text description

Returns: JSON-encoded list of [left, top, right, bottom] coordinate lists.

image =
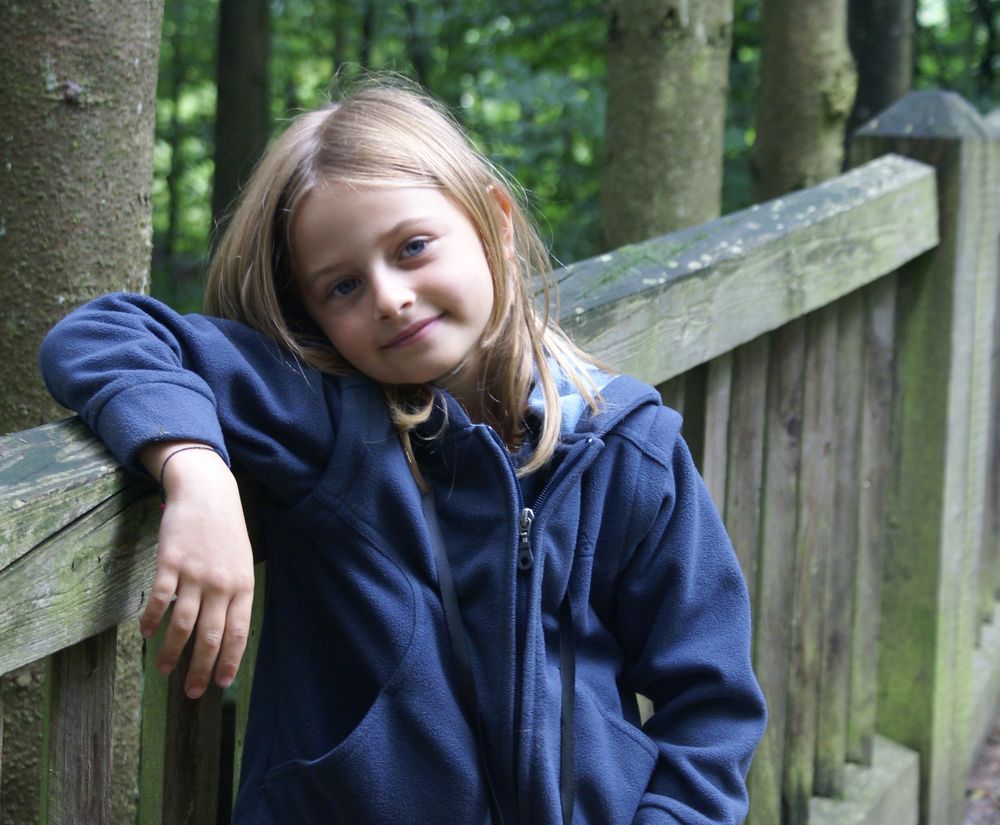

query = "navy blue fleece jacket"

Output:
[[40, 293, 765, 825]]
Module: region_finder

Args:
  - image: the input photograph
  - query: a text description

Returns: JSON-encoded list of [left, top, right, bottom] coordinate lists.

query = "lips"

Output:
[[382, 314, 444, 349]]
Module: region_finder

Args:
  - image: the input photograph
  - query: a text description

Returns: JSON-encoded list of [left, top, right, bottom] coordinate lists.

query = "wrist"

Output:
[[139, 441, 228, 504]]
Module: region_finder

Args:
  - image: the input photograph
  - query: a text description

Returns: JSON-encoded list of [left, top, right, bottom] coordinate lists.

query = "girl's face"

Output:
[[291, 184, 499, 407]]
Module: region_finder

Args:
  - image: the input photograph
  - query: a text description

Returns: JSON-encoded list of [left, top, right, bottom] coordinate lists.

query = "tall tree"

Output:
[[974, 0, 999, 100], [751, 0, 857, 200], [601, 0, 734, 248], [163, 1, 188, 258], [212, 0, 271, 229], [846, 0, 914, 141], [0, 1, 163, 822]]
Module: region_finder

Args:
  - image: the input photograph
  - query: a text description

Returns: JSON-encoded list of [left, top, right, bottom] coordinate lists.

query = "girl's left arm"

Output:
[[614, 434, 767, 825]]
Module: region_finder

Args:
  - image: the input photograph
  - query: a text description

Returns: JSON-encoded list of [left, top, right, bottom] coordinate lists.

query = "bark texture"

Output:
[[601, 0, 733, 248], [212, 0, 271, 227], [0, 1, 162, 822], [752, 0, 857, 201], [846, 0, 914, 139]]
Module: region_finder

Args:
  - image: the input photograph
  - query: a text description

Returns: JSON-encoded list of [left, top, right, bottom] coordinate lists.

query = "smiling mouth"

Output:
[[383, 314, 444, 349]]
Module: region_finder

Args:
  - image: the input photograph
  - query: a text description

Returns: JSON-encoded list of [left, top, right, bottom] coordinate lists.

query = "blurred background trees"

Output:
[[153, 0, 997, 309]]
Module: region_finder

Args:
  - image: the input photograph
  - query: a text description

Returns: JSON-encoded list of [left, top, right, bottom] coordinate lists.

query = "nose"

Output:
[[370, 267, 415, 320]]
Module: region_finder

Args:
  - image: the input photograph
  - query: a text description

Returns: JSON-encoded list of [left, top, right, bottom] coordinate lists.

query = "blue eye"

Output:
[[330, 278, 360, 298], [401, 238, 428, 258]]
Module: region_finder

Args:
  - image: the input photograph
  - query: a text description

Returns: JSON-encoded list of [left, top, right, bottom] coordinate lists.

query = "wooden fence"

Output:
[[1, 89, 999, 825]]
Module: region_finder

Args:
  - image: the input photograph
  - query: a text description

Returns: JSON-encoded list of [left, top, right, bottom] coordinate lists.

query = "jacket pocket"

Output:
[[573, 688, 658, 825], [260, 601, 491, 825]]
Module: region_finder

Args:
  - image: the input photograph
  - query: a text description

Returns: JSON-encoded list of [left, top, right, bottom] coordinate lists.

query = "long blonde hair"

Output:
[[204, 78, 603, 476]]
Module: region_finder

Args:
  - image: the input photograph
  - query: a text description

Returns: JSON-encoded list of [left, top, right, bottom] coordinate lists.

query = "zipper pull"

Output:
[[518, 507, 535, 571]]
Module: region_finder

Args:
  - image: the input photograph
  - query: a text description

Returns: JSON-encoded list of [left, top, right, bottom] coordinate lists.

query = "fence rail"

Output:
[[1, 89, 998, 825]]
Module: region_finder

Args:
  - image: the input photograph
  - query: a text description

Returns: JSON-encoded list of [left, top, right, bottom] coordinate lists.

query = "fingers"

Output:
[[142, 571, 255, 699], [180, 589, 224, 698], [215, 588, 253, 688], [140, 568, 179, 640]]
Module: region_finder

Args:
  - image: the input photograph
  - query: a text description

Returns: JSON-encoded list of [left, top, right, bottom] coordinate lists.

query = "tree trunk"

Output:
[[601, 0, 734, 248], [332, 0, 353, 75], [752, 0, 857, 201], [846, 0, 914, 140], [0, 1, 162, 822], [404, 0, 431, 88], [360, 0, 378, 69], [212, 0, 271, 228], [974, 0, 998, 100], [164, 4, 186, 258]]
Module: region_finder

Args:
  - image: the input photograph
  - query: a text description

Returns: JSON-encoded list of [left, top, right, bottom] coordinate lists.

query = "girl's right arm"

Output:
[[40, 292, 334, 696], [40, 292, 333, 497], [138, 440, 254, 698]]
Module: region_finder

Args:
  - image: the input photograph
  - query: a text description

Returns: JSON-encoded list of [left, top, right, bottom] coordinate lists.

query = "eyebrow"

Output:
[[303, 217, 435, 285]]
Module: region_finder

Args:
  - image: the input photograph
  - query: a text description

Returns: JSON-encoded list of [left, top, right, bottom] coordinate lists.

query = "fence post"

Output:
[[851, 90, 1000, 825], [982, 111, 1000, 609]]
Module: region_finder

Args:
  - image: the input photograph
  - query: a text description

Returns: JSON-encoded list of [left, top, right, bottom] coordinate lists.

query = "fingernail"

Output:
[[218, 676, 233, 689]]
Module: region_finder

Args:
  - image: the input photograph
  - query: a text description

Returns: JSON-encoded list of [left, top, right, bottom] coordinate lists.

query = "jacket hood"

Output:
[[526, 358, 667, 442]]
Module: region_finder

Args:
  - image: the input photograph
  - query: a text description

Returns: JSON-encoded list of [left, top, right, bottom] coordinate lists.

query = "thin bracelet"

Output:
[[159, 445, 221, 504]]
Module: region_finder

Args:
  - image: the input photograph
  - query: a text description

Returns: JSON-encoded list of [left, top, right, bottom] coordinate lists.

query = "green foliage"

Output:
[[151, 0, 998, 312], [152, 0, 608, 311], [725, 0, 762, 215], [915, 0, 1000, 109]]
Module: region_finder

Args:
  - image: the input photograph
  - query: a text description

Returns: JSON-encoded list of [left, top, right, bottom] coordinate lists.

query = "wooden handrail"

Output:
[[557, 153, 938, 385]]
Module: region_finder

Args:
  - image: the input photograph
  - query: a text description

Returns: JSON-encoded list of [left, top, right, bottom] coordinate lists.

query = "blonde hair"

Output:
[[204, 78, 603, 476]]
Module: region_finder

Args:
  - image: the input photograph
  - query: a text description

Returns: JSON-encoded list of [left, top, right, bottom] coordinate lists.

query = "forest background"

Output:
[[153, 0, 989, 313]]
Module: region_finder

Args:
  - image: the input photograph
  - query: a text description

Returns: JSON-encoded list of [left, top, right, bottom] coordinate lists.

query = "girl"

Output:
[[40, 80, 765, 824]]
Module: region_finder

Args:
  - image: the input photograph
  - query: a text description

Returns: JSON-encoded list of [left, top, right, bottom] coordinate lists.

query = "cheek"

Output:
[[323, 319, 358, 355]]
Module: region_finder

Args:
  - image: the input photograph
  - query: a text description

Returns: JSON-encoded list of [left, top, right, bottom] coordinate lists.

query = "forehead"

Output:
[[290, 184, 480, 274], [291, 182, 471, 238]]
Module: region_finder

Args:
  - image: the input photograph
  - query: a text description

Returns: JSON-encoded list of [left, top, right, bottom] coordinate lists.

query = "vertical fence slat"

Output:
[[40, 627, 118, 825], [783, 304, 838, 825], [657, 373, 686, 416], [230, 563, 267, 813], [701, 352, 733, 511], [725, 335, 769, 590], [138, 615, 224, 825], [137, 621, 168, 825], [847, 275, 898, 764], [745, 319, 805, 825], [724, 335, 769, 821], [163, 647, 224, 825], [815, 289, 866, 797]]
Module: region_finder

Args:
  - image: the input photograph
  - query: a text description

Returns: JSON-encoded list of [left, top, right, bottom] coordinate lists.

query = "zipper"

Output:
[[517, 508, 535, 571], [479, 425, 600, 822]]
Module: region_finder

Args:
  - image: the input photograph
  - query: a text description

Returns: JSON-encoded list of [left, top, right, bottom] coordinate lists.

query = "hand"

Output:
[[139, 441, 255, 699]]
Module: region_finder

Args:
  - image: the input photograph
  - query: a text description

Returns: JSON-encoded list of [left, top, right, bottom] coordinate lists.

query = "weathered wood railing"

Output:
[[2, 89, 999, 825]]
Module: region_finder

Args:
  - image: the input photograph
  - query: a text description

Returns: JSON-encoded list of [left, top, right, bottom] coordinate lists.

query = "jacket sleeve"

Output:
[[39, 291, 336, 505], [614, 425, 766, 825]]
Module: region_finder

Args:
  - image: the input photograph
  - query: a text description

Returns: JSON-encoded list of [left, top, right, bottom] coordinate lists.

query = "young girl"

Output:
[[40, 80, 765, 824]]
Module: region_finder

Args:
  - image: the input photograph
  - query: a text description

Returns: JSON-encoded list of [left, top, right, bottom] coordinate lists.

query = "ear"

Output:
[[488, 186, 515, 260]]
